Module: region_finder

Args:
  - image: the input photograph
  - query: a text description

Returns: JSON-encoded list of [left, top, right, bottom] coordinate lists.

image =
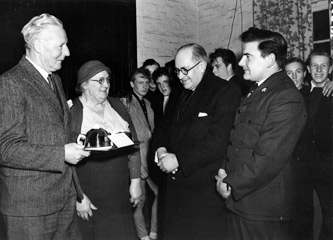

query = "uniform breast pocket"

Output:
[[237, 111, 265, 147]]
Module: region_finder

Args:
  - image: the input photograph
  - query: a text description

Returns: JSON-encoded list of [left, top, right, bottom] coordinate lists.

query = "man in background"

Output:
[[209, 47, 250, 96], [129, 68, 158, 240]]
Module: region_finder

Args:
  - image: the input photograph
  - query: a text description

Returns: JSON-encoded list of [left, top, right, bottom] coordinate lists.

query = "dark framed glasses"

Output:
[[90, 77, 111, 85], [174, 61, 202, 76]]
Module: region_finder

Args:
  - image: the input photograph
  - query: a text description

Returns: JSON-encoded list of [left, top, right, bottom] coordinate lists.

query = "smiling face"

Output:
[[83, 70, 110, 104], [307, 55, 332, 85], [175, 48, 205, 90], [37, 25, 70, 72], [156, 75, 171, 96], [238, 41, 269, 82], [285, 62, 306, 89]]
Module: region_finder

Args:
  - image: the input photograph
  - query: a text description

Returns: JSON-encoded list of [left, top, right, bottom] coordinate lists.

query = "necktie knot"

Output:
[[247, 83, 258, 97]]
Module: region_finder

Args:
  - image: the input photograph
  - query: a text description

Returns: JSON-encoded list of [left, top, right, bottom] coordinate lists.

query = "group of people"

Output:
[[0, 12, 332, 240]]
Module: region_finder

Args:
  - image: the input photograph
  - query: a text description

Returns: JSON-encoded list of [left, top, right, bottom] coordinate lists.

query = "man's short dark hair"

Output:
[[240, 27, 287, 68], [285, 57, 307, 71], [130, 67, 151, 82], [209, 48, 237, 70], [142, 59, 160, 68], [152, 67, 169, 83]]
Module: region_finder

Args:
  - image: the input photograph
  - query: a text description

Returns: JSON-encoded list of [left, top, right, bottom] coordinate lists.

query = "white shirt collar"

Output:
[[25, 55, 50, 82], [310, 79, 329, 92]]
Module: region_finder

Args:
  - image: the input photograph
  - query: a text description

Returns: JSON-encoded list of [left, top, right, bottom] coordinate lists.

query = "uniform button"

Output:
[[228, 141, 232, 146], [237, 109, 242, 114], [248, 120, 252, 123]]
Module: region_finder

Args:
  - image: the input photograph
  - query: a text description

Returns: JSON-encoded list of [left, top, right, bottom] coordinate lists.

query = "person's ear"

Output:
[[81, 81, 89, 90], [199, 61, 207, 73], [226, 63, 233, 74], [307, 65, 311, 74], [329, 65, 333, 75], [33, 39, 42, 54], [130, 81, 134, 88], [266, 53, 276, 68]]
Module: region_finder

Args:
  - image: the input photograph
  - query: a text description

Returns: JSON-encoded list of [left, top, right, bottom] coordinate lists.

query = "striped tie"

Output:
[[47, 74, 55, 92]]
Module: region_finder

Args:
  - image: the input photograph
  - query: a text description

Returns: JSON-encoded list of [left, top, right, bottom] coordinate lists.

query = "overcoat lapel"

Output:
[[19, 57, 66, 120], [175, 73, 209, 123]]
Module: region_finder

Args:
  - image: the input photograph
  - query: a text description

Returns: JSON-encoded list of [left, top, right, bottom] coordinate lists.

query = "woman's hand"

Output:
[[129, 178, 142, 207], [76, 193, 97, 221]]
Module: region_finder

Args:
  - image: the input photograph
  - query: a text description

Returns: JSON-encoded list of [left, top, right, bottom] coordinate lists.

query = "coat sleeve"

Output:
[[224, 89, 307, 201], [109, 98, 141, 179]]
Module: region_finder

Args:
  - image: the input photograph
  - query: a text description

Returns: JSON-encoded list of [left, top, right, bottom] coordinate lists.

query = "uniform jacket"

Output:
[[224, 70, 307, 221], [0, 56, 82, 216]]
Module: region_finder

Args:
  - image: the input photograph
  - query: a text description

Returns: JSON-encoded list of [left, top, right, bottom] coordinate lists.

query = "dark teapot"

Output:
[[77, 128, 112, 148]]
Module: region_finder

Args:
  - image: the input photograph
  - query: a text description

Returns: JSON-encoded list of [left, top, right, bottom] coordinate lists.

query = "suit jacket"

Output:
[[0, 56, 82, 216], [151, 86, 182, 127], [128, 94, 154, 169], [229, 74, 250, 97], [152, 70, 242, 239], [224, 70, 307, 221]]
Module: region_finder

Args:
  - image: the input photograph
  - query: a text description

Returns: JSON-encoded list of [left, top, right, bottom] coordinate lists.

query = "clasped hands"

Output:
[[215, 168, 231, 199], [154, 147, 179, 173]]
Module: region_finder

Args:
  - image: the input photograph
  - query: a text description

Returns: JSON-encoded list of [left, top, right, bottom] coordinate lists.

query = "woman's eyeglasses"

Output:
[[174, 61, 202, 76], [90, 77, 111, 85]]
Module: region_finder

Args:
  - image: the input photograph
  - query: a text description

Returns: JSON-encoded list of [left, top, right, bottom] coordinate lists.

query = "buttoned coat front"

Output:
[[224, 71, 307, 221], [0, 57, 81, 217], [153, 70, 242, 240]]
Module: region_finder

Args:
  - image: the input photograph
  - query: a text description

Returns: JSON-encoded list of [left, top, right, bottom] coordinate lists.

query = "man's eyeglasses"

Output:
[[174, 61, 202, 76], [90, 77, 111, 85]]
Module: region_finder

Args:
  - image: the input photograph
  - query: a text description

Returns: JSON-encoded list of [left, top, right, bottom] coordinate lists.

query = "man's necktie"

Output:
[[247, 83, 258, 98], [47, 74, 55, 92]]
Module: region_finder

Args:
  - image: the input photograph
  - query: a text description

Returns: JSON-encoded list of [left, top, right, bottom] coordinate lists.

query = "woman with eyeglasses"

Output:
[[70, 60, 141, 239]]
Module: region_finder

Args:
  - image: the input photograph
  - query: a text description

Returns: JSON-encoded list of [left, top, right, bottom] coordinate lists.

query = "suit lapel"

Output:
[[19, 57, 65, 120], [176, 74, 209, 122]]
